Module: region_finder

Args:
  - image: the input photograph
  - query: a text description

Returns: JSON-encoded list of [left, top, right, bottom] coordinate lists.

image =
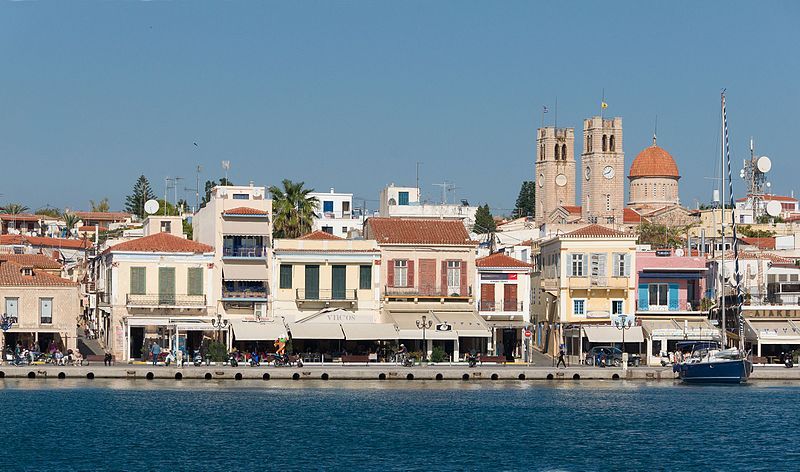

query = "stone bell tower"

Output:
[[534, 127, 576, 226], [580, 116, 624, 224]]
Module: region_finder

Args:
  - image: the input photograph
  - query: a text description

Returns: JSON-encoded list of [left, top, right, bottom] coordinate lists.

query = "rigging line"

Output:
[[723, 94, 745, 348]]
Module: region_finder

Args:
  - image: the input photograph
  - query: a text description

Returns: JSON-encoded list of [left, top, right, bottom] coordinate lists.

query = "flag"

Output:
[[601, 101, 608, 109], [543, 106, 549, 113]]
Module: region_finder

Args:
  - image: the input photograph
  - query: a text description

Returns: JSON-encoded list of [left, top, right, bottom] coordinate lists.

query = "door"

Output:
[[503, 284, 518, 311], [332, 265, 346, 300], [480, 284, 495, 311], [158, 267, 176, 305], [305, 265, 320, 300], [418, 259, 436, 294], [502, 329, 517, 361], [130, 327, 145, 359]]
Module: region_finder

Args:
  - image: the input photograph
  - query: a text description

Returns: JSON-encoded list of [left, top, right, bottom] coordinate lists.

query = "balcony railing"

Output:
[[567, 275, 628, 289], [384, 284, 472, 298], [222, 246, 268, 258], [126, 294, 206, 307], [222, 289, 268, 300], [296, 288, 358, 302], [479, 300, 524, 312]]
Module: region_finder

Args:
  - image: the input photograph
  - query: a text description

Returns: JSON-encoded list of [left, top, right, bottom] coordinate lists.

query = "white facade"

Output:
[[379, 184, 478, 228], [309, 188, 364, 237]]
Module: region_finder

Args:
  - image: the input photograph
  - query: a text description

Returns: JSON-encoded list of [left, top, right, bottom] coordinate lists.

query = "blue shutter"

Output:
[[668, 283, 679, 310], [638, 283, 649, 311]]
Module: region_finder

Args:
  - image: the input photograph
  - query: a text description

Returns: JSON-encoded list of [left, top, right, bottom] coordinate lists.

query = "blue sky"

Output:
[[1, 1, 799, 215]]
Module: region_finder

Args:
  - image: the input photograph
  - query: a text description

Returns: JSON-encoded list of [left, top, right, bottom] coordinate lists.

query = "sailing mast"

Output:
[[720, 92, 727, 347]]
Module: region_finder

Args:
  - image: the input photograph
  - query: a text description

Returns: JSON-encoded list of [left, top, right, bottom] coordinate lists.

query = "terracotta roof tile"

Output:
[[74, 211, 132, 220], [562, 206, 582, 215], [476, 252, 532, 268], [0, 213, 41, 222], [623, 208, 643, 224], [739, 237, 776, 250], [0, 260, 77, 287], [223, 207, 270, 216], [298, 230, 344, 240], [106, 232, 213, 254], [0, 235, 92, 250], [564, 224, 628, 238], [629, 145, 680, 178], [0, 254, 62, 270], [366, 218, 475, 245]]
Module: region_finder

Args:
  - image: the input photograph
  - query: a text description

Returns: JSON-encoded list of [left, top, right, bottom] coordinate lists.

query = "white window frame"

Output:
[[573, 298, 586, 316], [40, 297, 53, 324], [5, 297, 19, 318], [447, 261, 461, 294], [611, 299, 624, 316], [649, 283, 669, 308], [394, 260, 408, 287], [570, 254, 585, 277]]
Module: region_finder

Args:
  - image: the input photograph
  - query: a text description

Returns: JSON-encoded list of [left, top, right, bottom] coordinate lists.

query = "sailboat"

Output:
[[674, 91, 753, 384]]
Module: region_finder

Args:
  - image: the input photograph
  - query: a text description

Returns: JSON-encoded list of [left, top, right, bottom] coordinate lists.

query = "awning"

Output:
[[127, 318, 171, 327], [223, 263, 268, 281], [389, 312, 458, 340], [746, 319, 800, 343], [341, 323, 398, 341], [230, 319, 287, 341], [433, 311, 492, 338], [288, 322, 345, 340], [582, 325, 644, 343], [641, 319, 719, 340], [174, 323, 214, 331]]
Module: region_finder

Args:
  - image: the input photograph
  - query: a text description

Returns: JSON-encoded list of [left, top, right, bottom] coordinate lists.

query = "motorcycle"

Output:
[[466, 354, 478, 368], [192, 350, 203, 367], [272, 353, 303, 368], [228, 354, 239, 367], [783, 351, 794, 368]]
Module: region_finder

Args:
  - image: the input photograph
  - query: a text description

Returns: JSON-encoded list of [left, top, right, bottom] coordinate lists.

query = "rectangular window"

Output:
[[398, 191, 409, 205], [342, 227, 348, 234], [447, 261, 461, 295], [304, 265, 320, 300], [158, 267, 176, 305], [359, 265, 372, 289], [342, 201, 350, 213], [130, 267, 147, 295], [323, 201, 334, 213], [611, 300, 624, 315], [279, 264, 292, 289], [160, 221, 172, 233], [649, 283, 669, 307], [233, 193, 249, 200], [5, 297, 19, 318], [573, 299, 585, 316], [570, 254, 585, 277], [187, 267, 204, 296], [394, 260, 408, 287], [322, 226, 333, 234], [40, 298, 53, 324]]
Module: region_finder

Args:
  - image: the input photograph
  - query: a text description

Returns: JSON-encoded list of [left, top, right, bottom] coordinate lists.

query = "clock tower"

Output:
[[534, 127, 576, 226], [581, 116, 624, 224]]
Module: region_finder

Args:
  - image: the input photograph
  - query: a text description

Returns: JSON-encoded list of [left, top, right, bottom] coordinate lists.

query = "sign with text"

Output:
[[481, 273, 518, 281]]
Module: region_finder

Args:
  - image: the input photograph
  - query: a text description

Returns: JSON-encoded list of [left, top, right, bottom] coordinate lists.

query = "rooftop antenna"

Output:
[[554, 96, 558, 129], [164, 176, 171, 216], [433, 182, 449, 204], [653, 115, 658, 145], [416, 161, 423, 197], [221, 160, 231, 183], [173, 176, 183, 212], [185, 165, 202, 214]]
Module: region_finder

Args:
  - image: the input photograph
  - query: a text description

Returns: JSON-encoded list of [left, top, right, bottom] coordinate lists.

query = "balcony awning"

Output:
[[174, 323, 214, 331], [223, 264, 268, 281], [582, 325, 644, 343], [341, 323, 399, 341], [231, 319, 287, 341], [288, 322, 345, 340], [433, 311, 492, 338]]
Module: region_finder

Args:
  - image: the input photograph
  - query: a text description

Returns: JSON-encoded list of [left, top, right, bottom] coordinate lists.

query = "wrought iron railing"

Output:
[[222, 246, 268, 258], [222, 289, 268, 299], [126, 294, 206, 307], [479, 300, 524, 312], [384, 284, 472, 297]]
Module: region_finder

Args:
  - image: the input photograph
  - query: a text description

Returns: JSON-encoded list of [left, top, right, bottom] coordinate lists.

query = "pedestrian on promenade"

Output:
[[176, 348, 183, 367], [556, 348, 566, 368], [150, 342, 161, 366], [104, 351, 113, 366]]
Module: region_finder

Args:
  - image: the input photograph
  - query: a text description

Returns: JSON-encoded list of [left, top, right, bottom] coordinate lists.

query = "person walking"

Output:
[[556, 348, 567, 369], [150, 342, 161, 366]]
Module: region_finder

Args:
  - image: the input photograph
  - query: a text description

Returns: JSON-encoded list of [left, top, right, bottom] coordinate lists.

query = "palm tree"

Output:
[[269, 179, 319, 238], [0, 203, 30, 214], [62, 213, 80, 234]]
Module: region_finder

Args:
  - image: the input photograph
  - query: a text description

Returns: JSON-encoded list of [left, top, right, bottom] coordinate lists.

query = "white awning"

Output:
[[746, 319, 800, 344], [223, 263, 268, 281], [433, 311, 492, 338], [288, 322, 345, 340], [641, 319, 719, 340], [583, 325, 644, 343], [231, 319, 287, 341], [341, 323, 398, 341], [389, 312, 458, 340], [174, 323, 214, 331], [127, 318, 171, 327]]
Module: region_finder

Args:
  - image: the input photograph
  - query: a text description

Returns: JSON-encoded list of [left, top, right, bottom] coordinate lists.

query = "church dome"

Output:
[[629, 142, 680, 179]]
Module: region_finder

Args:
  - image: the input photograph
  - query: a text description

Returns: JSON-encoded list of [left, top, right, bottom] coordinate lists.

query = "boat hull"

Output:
[[676, 359, 753, 384]]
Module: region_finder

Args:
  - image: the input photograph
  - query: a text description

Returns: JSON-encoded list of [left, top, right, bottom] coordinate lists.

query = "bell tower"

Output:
[[534, 127, 576, 226], [580, 116, 624, 224]]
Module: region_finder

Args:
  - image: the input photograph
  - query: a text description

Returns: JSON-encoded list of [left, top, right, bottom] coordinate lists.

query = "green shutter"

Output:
[[280, 264, 292, 289], [305, 265, 319, 300], [130, 267, 146, 295], [332, 265, 346, 299], [359, 265, 372, 290], [158, 267, 176, 305], [187, 267, 203, 296]]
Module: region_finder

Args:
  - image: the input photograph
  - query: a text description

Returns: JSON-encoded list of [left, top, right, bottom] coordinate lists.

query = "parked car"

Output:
[[585, 346, 641, 367]]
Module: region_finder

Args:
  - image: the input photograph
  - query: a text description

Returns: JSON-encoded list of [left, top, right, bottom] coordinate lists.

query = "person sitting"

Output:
[[72, 350, 84, 366], [55, 350, 65, 365]]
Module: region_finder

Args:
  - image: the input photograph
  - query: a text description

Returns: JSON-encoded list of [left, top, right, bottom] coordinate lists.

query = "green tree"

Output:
[[269, 179, 319, 238], [0, 203, 29, 214], [35, 207, 62, 218], [737, 225, 776, 238], [125, 175, 156, 219], [90, 198, 110, 213], [637, 222, 686, 248], [155, 199, 180, 216], [62, 213, 80, 231], [514, 181, 536, 219], [473, 204, 496, 233]]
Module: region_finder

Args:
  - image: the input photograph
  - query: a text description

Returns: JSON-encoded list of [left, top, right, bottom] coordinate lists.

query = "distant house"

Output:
[[0, 214, 43, 236]]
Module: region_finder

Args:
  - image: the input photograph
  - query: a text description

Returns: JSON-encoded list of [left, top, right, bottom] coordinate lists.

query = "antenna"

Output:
[[653, 115, 658, 145], [416, 161, 423, 197], [174, 176, 183, 212], [221, 160, 231, 183], [185, 165, 202, 214]]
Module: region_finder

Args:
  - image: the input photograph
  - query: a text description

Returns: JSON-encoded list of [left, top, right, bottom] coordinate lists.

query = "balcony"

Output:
[[384, 284, 473, 302], [222, 289, 268, 301], [296, 288, 358, 308], [222, 246, 268, 258], [568, 276, 629, 290], [126, 294, 206, 308], [479, 300, 524, 312]]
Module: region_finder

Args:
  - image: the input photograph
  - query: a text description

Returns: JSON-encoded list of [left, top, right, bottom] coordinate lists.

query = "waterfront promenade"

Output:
[[2, 364, 799, 381]]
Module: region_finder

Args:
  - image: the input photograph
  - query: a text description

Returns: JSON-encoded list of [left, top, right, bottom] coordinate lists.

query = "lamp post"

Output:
[[416, 314, 433, 362], [614, 314, 633, 359], [211, 312, 228, 343]]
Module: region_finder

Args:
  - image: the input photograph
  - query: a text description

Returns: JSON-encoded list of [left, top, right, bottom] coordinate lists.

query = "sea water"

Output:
[[1, 379, 798, 471]]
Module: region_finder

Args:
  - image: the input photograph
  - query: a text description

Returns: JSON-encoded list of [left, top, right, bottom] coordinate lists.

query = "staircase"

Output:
[[76, 327, 106, 357]]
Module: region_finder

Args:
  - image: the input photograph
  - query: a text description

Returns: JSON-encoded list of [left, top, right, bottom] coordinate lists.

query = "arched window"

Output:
[[609, 135, 616, 152], [561, 144, 567, 160], [602, 135, 608, 152], [540, 144, 545, 161]]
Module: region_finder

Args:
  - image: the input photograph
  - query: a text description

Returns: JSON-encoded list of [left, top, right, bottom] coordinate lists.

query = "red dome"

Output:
[[629, 144, 680, 179]]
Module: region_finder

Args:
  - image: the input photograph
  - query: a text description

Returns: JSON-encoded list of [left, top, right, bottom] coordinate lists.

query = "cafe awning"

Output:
[[230, 319, 287, 341], [223, 264, 268, 281], [389, 312, 458, 340], [433, 311, 492, 338], [341, 323, 399, 341], [641, 319, 719, 340], [745, 319, 800, 344], [583, 325, 644, 343], [288, 322, 345, 340]]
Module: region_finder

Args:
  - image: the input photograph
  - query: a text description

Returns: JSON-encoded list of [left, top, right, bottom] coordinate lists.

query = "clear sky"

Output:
[[2, 1, 799, 215]]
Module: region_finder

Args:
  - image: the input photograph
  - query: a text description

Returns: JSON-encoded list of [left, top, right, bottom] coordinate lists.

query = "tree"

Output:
[[269, 179, 319, 238], [62, 213, 80, 232], [201, 178, 235, 208], [514, 181, 535, 219], [636, 222, 686, 249], [35, 207, 62, 218], [90, 198, 110, 213], [0, 203, 29, 214], [125, 175, 156, 219], [155, 199, 181, 216], [473, 204, 496, 233], [737, 225, 776, 238]]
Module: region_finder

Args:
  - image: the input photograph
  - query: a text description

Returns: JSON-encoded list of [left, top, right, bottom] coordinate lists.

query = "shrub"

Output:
[[430, 346, 447, 363], [207, 342, 228, 362]]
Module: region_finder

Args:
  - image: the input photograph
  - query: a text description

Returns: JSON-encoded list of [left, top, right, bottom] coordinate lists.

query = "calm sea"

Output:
[[1, 379, 798, 471]]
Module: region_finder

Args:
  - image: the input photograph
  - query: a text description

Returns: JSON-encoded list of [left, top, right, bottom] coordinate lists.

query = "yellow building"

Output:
[[532, 224, 640, 357]]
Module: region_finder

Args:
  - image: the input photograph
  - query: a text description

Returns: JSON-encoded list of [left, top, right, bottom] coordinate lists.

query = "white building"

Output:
[[735, 195, 799, 224], [378, 183, 478, 229], [309, 188, 364, 237]]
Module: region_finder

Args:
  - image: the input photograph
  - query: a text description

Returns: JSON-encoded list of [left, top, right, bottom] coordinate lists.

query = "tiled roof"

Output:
[[0, 260, 77, 287], [106, 232, 213, 254], [0, 235, 92, 250], [78, 225, 103, 232], [0, 213, 41, 222], [0, 254, 62, 270], [366, 218, 475, 245], [562, 206, 582, 215], [736, 195, 797, 203], [223, 207, 270, 216], [623, 208, 643, 224], [740, 237, 776, 250], [298, 230, 344, 240], [564, 224, 627, 238], [476, 252, 532, 268], [629, 145, 680, 178], [74, 211, 132, 220]]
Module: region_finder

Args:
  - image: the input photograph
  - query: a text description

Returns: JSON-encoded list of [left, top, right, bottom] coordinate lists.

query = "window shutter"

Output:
[[567, 254, 574, 277], [624, 254, 631, 276], [583, 254, 589, 276], [612, 254, 620, 277], [460, 260, 467, 296], [668, 283, 679, 310], [188, 267, 203, 296], [407, 260, 415, 288], [638, 283, 649, 311], [130, 267, 146, 295], [387, 259, 395, 287], [441, 261, 448, 296], [597, 254, 607, 277], [359, 265, 372, 290]]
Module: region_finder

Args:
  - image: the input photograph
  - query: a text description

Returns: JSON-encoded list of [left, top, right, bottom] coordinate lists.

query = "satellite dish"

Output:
[[766, 182, 772, 188], [253, 189, 262, 198], [144, 199, 159, 215], [739, 169, 745, 179], [756, 156, 772, 173], [766, 200, 781, 217], [675, 248, 685, 257]]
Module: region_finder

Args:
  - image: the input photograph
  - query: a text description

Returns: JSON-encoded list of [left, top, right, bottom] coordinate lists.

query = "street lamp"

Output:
[[416, 314, 433, 362], [614, 315, 633, 358], [211, 313, 228, 342]]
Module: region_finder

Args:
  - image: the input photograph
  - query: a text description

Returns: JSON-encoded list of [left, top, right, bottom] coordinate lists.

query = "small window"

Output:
[[359, 265, 372, 289], [562, 144, 567, 160], [554, 143, 560, 160], [322, 226, 333, 234], [602, 135, 608, 152], [606, 194, 611, 212], [279, 264, 292, 289], [609, 134, 616, 151], [5, 297, 19, 318], [611, 300, 623, 315], [323, 201, 334, 213], [160, 221, 171, 233], [570, 254, 585, 277], [573, 299, 585, 316], [341, 227, 348, 234], [40, 298, 53, 324], [649, 283, 669, 307], [233, 193, 249, 200], [394, 260, 408, 287], [398, 192, 410, 206]]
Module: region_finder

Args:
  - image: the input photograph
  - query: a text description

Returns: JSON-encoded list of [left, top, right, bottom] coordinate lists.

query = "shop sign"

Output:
[[481, 273, 518, 282], [436, 323, 452, 332]]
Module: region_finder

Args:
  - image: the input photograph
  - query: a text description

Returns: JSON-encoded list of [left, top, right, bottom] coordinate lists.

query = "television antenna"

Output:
[[432, 181, 458, 204], [221, 160, 231, 183]]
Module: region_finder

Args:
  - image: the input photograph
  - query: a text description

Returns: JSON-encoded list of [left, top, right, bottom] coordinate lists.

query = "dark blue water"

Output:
[[1, 379, 798, 471]]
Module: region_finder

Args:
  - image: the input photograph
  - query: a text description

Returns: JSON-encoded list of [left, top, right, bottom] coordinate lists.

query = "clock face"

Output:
[[603, 166, 615, 179], [585, 166, 591, 181], [538, 173, 544, 188], [555, 174, 567, 187]]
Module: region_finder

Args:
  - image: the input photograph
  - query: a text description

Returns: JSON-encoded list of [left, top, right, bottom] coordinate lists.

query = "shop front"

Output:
[[641, 318, 720, 365], [389, 310, 490, 361], [125, 317, 219, 361], [745, 319, 800, 361]]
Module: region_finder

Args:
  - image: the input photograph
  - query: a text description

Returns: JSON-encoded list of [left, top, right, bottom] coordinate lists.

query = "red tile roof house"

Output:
[[0, 258, 80, 355], [364, 217, 491, 360], [96, 232, 216, 362], [0, 213, 43, 236]]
